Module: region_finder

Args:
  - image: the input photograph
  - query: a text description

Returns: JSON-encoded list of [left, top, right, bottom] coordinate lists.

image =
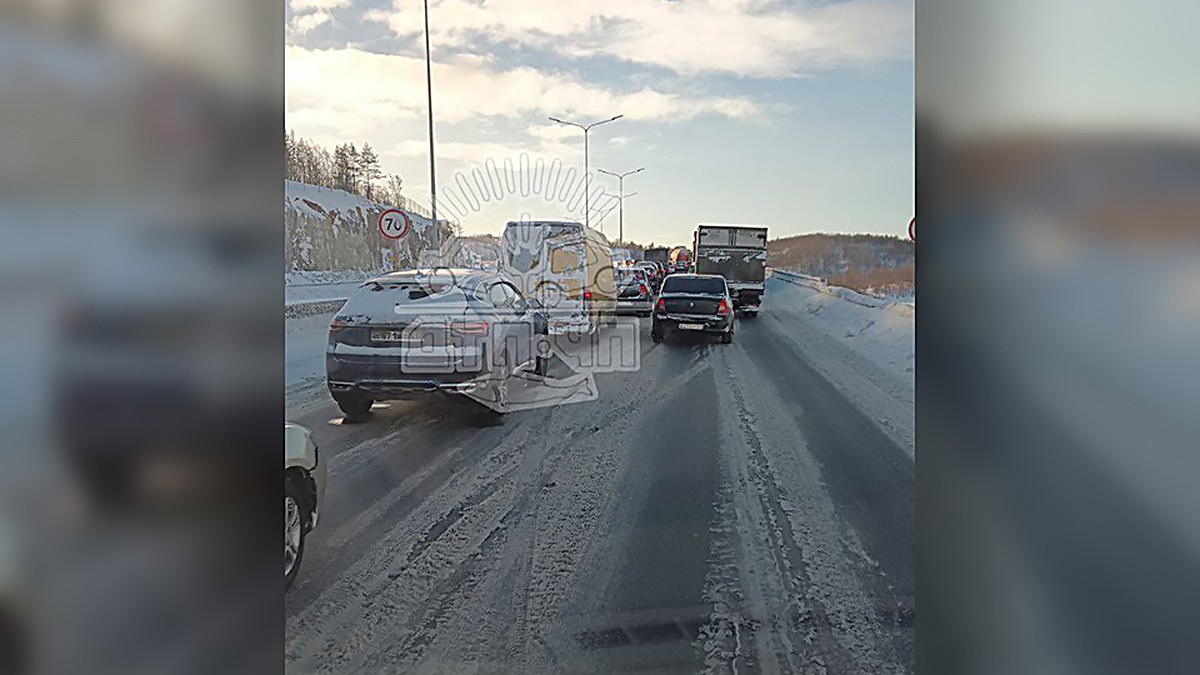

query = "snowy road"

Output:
[[284, 276, 914, 673]]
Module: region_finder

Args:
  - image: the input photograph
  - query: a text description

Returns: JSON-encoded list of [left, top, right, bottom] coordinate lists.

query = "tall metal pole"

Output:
[[583, 129, 590, 229], [423, 0, 438, 253], [597, 167, 643, 247], [617, 174, 623, 245], [549, 115, 622, 231]]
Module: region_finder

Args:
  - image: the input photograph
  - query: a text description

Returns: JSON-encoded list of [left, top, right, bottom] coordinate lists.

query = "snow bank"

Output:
[[285, 269, 376, 307], [768, 269, 914, 386]]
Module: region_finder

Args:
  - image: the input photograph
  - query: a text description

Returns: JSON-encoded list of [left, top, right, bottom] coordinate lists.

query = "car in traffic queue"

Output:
[[325, 269, 547, 422], [633, 260, 661, 288], [615, 267, 655, 317], [285, 422, 326, 590], [651, 273, 735, 344]]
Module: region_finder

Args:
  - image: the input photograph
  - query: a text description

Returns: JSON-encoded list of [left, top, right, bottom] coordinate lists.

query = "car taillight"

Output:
[[329, 318, 346, 332], [717, 299, 730, 316], [451, 320, 490, 335], [656, 297, 666, 313], [639, 283, 648, 296]]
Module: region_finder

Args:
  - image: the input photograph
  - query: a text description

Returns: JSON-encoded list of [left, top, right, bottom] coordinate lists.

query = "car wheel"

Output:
[[284, 476, 309, 590], [721, 329, 734, 344], [334, 394, 372, 423], [651, 327, 663, 343]]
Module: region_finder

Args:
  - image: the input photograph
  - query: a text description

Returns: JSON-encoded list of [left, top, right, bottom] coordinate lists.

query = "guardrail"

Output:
[[285, 298, 347, 319], [768, 267, 914, 315]]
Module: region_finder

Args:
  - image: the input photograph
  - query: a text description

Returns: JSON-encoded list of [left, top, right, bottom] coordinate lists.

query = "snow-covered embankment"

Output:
[[767, 269, 915, 456]]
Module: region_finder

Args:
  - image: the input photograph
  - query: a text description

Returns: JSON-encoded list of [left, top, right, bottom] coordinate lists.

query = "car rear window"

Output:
[[661, 276, 725, 295], [340, 278, 466, 316]]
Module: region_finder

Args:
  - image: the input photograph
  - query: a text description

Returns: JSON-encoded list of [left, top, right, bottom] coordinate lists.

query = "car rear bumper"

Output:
[[653, 314, 733, 334], [616, 297, 653, 314], [328, 377, 488, 399], [326, 352, 490, 400]]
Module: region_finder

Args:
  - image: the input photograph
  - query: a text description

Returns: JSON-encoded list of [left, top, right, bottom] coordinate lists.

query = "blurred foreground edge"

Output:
[[2, 2, 283, 674], [917, 122, 1200, 673]]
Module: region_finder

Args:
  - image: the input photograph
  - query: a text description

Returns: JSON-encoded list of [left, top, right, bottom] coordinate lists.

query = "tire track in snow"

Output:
[[285, 334, 713, 672], [699, 339, 906, 673]]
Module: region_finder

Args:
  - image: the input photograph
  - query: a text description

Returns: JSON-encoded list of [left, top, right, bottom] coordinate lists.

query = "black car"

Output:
[[651, 274, 734, 344], [326, 269, 546, 421]]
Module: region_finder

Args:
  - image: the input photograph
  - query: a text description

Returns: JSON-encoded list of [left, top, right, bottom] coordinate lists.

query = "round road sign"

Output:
[[908, 216, 915, 242], [378, 209, 411, 239]]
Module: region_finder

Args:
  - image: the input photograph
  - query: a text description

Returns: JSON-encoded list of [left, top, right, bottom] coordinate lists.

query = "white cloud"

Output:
[[286, 45, 762, 130], [365, 0, 912, 77], [527, 124, 580, 142], [290, 0, 349, 11], [290, 12, 331, 35]]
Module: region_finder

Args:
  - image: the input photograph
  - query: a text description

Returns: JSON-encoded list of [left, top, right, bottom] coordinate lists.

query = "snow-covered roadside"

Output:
[[765, 271, 915, 457], [768, 270, 914, 387], [286, 311, 334, 414], [286, 270, 375, 307]]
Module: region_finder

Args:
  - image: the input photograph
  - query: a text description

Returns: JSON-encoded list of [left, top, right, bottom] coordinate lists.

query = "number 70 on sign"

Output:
[[378, 209, 411, 239]]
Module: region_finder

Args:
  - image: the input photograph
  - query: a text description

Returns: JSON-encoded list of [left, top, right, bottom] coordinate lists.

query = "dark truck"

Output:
[[692, 224, 768, 316], [643, 247, 670, 268]]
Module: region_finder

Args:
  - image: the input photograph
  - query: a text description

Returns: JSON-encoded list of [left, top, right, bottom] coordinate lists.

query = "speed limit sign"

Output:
[[378, 209, 411, 239]]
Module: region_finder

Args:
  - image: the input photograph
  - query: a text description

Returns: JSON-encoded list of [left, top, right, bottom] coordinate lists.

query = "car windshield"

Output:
[[661, 276, 725, 295]]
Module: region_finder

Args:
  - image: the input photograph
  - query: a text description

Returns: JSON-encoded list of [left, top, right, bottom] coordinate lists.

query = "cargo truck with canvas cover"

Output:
[[692, 224, 768, 315], [501, 220, 617, 334]]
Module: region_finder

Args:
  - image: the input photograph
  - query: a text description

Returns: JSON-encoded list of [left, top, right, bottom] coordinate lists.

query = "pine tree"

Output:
[[333, 143, 354, 193], [359, 143, 383, 200], [346, 143, 361, 194]]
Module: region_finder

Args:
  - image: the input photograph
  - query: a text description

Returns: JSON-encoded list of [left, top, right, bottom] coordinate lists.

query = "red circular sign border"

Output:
[[378, 209, 411, 240]]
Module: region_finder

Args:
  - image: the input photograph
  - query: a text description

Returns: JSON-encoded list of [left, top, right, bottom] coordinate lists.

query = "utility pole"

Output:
[[423, 0, 439, 255]]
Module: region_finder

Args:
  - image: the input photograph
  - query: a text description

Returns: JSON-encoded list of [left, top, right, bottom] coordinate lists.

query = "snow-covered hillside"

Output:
[[285, 180, 447, 273]]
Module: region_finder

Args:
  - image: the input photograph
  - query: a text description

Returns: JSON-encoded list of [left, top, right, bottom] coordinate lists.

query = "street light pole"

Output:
[[548, 114, 623, 229], [423, 0, 439, 253], [597, 167, 645, 246]]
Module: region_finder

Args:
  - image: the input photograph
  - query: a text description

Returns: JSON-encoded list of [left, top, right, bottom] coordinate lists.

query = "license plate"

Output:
[[371, 329, 407, 342], [678, 323, 705, 331]]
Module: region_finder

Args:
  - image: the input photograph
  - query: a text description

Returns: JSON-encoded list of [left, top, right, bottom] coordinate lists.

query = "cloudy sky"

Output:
[[286, 0, 913, 243]]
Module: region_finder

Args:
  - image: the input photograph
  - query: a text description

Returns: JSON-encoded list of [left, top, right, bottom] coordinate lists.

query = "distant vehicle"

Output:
[[651, 274, 735, 344], [693, 224, 768, 316], [501, 220, 617, 334], [634, 260, 661, 288], [612, 247, 636, 265], [326, 269, 547, 421], [668, 246, 692, 272], [285, 423, 327, 590], [615, 267, 654, 317], [643, 247, 670, 269]]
